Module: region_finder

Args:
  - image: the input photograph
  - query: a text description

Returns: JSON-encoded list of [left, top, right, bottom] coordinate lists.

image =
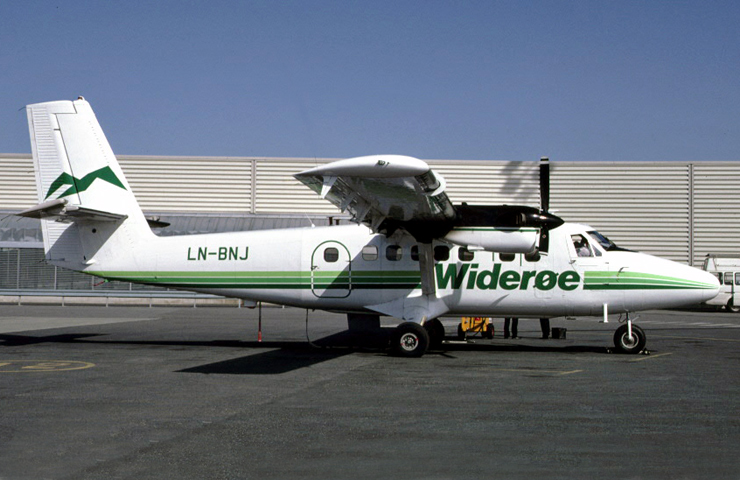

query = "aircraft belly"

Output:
[[441, 289, 568, 317]]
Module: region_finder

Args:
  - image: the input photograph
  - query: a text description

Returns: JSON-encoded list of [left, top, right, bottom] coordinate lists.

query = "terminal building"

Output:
[[0, 153, 738, 302]]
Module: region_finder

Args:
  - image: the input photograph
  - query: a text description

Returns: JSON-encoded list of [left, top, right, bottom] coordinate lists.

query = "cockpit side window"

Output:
[[571, 234, 594, 257]]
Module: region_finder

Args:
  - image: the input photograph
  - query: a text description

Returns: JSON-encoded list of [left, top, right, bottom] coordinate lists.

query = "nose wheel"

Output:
[[613, 323, 646, 354]]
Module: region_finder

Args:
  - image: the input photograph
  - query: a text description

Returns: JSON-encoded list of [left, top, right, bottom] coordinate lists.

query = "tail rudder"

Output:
[[27, 97, 147, 224], [24, 97, 152, 270]]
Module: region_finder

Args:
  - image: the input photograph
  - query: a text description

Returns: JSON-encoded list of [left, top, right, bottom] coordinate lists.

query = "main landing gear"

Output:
[[390, 322, 429, 357], [389, 319, 446, 357], [613, 314, 647, 354]]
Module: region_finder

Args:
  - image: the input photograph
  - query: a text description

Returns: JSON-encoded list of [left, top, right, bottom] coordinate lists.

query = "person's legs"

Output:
[[540, 318, 550, 339]]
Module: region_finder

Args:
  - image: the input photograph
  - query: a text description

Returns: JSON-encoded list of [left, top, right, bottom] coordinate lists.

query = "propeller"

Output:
[[540, 156, 550, 213], [538, 156, 556, 253]]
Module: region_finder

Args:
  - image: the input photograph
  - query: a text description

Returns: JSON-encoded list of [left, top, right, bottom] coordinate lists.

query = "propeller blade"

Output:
[[539, 157, 552, 253], [539, 156, 550, 213]]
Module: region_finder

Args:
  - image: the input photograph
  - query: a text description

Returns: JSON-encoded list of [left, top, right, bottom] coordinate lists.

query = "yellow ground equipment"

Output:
[[457, 317, 494, 340]]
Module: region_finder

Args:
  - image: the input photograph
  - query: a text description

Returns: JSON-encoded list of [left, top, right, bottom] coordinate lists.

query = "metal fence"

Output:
[[0, 247, 165, 292]]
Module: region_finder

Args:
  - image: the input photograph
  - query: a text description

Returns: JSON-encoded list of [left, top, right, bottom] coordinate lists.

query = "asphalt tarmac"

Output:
[[1, 305, 739, 479]]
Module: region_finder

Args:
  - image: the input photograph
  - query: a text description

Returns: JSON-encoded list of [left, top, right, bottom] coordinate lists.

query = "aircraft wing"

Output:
[[294, 156, 456, 240]]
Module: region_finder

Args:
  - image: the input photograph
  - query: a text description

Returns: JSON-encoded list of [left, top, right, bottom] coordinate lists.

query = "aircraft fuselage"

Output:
[[88, 222, 719, 318]]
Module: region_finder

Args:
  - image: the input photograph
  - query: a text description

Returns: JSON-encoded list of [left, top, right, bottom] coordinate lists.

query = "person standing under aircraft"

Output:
[[504, 317, 519, 339], [540, 318, 551, 339]]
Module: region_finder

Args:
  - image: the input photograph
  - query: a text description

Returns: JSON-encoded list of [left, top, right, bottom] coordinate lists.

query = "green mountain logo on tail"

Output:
[[45, 166, 126, 199]]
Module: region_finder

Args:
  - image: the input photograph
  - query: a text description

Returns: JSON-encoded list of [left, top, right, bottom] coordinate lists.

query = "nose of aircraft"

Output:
[[672, 262, 721, 304], [636, 255, 721, 308], [695, 267, 721, 303]]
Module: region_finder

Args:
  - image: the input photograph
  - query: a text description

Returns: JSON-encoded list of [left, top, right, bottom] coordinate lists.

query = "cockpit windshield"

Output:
[[587, 231, 620, 251]]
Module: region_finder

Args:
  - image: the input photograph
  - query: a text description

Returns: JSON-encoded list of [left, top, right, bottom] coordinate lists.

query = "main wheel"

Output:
[[424, 319, 445, 349], [391, 322, 430, 357], [613, 324, 646, 354]]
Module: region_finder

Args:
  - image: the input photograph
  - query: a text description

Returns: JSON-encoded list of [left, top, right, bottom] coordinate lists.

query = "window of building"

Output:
[[386, 245, 403, 261], [725, 272, 734, 285], [324, 247, 339, 263], [735, 273, 740, 286], [524, 251, 541, 262], [362, 245, 378, 261]]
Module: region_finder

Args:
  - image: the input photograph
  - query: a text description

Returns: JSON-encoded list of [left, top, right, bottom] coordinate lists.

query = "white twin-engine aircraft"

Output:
[[17, 98, 720, 357]]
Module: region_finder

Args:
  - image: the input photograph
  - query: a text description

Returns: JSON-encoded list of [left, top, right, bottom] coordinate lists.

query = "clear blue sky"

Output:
[[1, 0, 739, 161]]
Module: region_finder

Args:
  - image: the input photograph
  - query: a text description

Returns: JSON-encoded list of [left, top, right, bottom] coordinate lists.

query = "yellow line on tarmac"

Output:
[[629, 352, 673, 362]]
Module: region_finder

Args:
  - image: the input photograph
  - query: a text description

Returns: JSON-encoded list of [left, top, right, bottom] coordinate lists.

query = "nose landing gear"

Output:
[[613, 314, 646, 354]]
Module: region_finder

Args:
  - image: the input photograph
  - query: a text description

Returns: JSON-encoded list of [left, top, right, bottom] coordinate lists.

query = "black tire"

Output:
[[391, 322, 430, 357], [613, 324, 646, 354], [726, 300, 740, 313], [457, 323, 466, 341], [485, 324, 494, 339], [424, 319, 445, 349]]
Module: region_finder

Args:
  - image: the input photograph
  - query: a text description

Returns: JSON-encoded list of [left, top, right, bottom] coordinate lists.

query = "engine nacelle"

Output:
[[442, 227, 538, 253]]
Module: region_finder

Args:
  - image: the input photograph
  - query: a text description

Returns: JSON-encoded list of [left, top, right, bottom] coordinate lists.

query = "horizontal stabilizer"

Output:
[[18, 198, 127, 223]]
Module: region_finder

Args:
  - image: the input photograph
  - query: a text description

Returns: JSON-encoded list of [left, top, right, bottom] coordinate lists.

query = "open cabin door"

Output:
[[311, 241, 352, 298]]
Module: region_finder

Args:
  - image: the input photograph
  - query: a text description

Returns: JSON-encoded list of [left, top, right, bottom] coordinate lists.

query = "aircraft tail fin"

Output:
[[20, 98, 152, 270]]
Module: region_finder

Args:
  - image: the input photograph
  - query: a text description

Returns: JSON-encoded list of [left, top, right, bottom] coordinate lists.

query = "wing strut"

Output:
[[417, 243, 436, 296]]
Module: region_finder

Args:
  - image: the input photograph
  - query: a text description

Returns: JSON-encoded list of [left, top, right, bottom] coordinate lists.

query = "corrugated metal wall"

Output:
[[120, 155, 254, 213], [1, 153, 738, 265], [0, 156, 38, 209], [253, 159, 338, 214], [693, 163, 740, 265], [550, 162, 692, 263]]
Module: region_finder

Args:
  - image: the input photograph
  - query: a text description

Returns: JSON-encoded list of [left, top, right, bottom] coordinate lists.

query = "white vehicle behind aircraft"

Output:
[[16, 98, 720, 357], [701, 255, 740, 312]]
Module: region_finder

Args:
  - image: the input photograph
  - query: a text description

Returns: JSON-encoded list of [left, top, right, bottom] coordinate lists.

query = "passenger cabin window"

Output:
[[725, 272, 733, 285], [524, 251, 541, 262], [362, 245, 378, 261], [324, 247, 339, 263], [434, 246, 450, 261], [458, 247, 474, 262], [571, 234, 594, 257], [386, 245, 403, 261], [499, 253, 515, 262]]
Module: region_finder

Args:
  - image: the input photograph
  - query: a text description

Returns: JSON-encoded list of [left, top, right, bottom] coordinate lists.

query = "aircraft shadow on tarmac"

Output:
[[0, 330, 611, 375]]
